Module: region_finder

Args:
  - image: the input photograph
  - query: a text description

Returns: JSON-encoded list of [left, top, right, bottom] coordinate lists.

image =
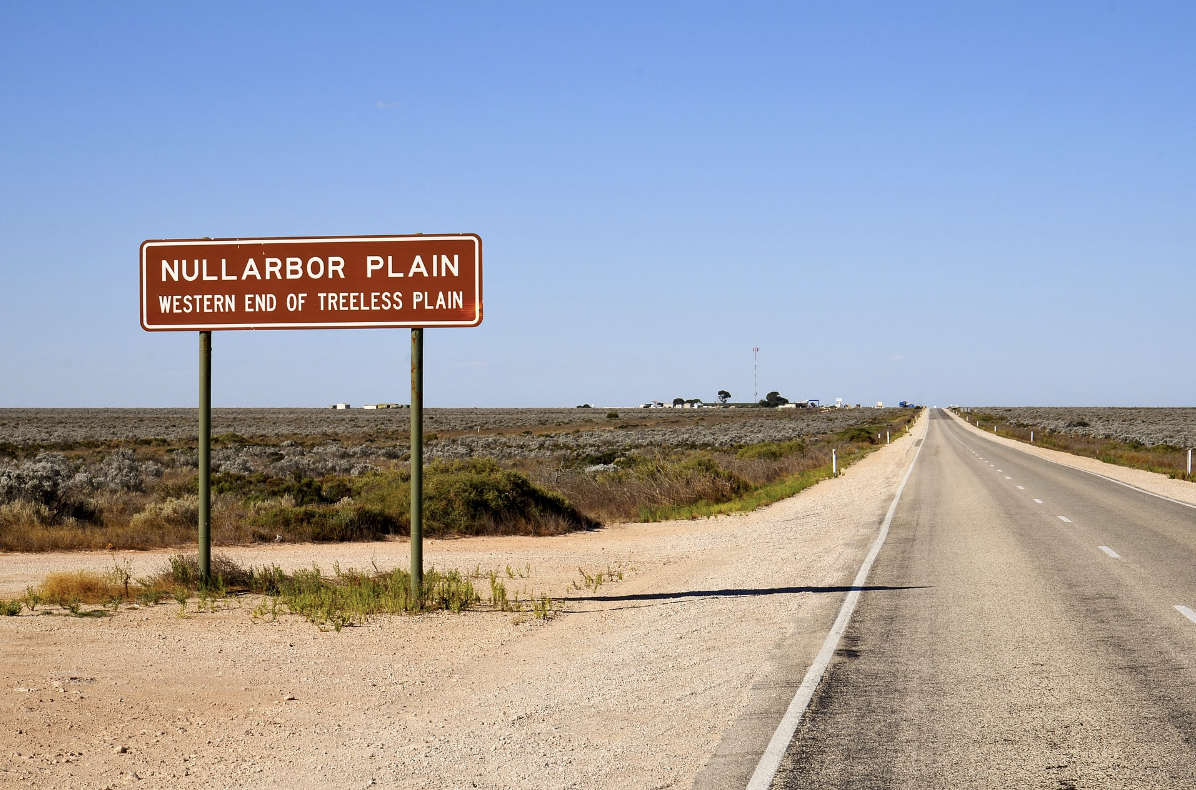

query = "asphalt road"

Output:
[[770, 408, 1196, 789]]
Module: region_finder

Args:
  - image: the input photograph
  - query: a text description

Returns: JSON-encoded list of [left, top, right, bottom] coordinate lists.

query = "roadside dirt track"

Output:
[[0, 418, 928, 790]]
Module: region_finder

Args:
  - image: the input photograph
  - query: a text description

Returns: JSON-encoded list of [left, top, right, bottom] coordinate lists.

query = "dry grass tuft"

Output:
[[40, 570, 121, 605]]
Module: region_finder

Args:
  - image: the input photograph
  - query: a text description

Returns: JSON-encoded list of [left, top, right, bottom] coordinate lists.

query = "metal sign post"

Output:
[[198, 331, 212, 582], [410, 328, 424, 600]]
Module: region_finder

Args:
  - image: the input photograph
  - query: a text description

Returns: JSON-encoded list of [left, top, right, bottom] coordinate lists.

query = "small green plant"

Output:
[[0, 599, 21, 616], [136, 590, 164, 607], [578, 567, 603, 592], [532, 594, 555, 620], [105, 596, 122, 613], [490, 578, 510, 611], [105, 555, 134, 600], [66, 596, 82, 615], [172, 588, 189, 617], [22, 587, 41, 612], [252, 596, 281, 622], [606, 412, 619, 420], [204, 573, 228, 599], [505, 565, 516, 579]]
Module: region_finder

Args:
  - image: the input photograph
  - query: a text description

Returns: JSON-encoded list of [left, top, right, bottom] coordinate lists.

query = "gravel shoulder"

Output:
[[948, 411, 1196, 507], [0, 414, 927, 790]]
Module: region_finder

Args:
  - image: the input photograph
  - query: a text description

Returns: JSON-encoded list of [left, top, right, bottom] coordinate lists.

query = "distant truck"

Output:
[[898, 400, 917, 408]]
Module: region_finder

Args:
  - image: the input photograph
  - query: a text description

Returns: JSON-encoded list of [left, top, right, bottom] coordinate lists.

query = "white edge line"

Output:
[[1033, 499, 1044, 504], [952, 412, 1196, 511], [1058, 515, 1072, 523], [745, 423, 926, 789], [1099, 545, 1120, 558], [1175, 605, 1196, 625]]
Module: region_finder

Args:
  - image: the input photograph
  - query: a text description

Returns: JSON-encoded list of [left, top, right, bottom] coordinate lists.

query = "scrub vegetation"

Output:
[[954, 407, 1196, 481], [0, 407, 917, 551], [9, 552, 568, 630]]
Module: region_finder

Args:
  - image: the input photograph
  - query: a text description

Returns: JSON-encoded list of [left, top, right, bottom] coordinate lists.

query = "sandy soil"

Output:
[[0, 419, 936, 789]]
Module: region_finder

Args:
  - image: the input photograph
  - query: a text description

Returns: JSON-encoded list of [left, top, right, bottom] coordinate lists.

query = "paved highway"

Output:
[[770, 408, 1196, 789]]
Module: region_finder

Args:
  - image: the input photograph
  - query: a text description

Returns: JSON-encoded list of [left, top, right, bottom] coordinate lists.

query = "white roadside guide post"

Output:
[[1031, 430, 1034, 443], [1188, 448, 1192, 476], [140, 234, 484, 587], [832, 449, 838, 477], [886, 431, 890, 444]]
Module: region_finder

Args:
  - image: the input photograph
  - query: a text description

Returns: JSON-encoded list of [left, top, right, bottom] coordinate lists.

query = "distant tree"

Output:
[[577, 403, 592, 408], [758, 391, 790, 408], [717, 390, 731, 404], [672, 397, 685, 406]]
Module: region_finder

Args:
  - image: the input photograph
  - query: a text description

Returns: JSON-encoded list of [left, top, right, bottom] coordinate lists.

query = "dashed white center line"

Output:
[[1033, 499, 1043, 504], [1176, 605, 1196, 626], [1017, 485, 1025, 490], [1005, 476, 1012, 480], [1099, 546, 1120, 558], [1058, 516, 1072, 523]]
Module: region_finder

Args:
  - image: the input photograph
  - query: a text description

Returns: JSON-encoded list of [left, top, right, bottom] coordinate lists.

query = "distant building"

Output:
[[330, 403, 350, 410]]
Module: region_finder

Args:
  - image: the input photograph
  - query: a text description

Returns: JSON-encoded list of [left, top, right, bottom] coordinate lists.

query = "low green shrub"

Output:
[[213, 471, 352, 506], [835, 425, 881, 444], [356, 458, 595, 536], [736, 440, 806, 461], [246, 503, 395, 542]]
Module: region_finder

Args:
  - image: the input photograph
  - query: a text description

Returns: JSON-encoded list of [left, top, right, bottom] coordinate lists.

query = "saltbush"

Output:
[[0, 453, 99, 523]]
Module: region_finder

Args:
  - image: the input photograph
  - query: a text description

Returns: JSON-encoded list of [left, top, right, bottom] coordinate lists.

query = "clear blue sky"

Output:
[[2, 2, 1193, 408]]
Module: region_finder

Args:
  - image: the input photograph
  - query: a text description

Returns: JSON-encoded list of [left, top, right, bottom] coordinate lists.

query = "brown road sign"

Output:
[[140, 234, 482, 331]]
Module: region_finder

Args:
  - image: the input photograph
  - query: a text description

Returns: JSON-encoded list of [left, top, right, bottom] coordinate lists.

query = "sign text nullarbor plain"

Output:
[[140, 234, 482, 331]]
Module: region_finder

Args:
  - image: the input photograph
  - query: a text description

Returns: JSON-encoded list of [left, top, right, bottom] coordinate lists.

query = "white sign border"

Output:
[[140, 234, 482, 331]]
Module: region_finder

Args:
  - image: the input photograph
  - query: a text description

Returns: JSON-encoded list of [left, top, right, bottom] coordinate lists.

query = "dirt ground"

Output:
[[0, 418, 936, 789]]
